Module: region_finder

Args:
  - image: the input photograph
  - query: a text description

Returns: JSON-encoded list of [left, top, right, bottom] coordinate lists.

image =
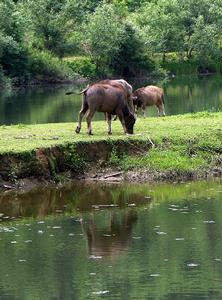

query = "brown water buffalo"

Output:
[[75, 83, 136, 135], [99, 79, 134, 111], [133, 85, 166, 117]]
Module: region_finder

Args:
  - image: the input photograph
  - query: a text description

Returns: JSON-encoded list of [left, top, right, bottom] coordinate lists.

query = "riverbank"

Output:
[[0, 111, 221, 189]]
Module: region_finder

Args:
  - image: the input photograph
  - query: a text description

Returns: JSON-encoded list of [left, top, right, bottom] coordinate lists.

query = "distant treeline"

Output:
[[1, 0, 222, 86]]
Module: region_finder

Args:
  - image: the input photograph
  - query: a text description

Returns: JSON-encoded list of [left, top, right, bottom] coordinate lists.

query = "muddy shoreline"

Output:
[[0, 138, 221, 192]]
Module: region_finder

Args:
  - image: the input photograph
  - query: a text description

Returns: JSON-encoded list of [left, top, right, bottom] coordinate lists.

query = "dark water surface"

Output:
[[0, 179, 222, 299], [0, 75, 222, 125]]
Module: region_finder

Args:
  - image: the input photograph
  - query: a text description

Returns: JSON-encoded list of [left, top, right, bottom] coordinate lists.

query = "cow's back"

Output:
[[85, 84, 126, 114], [145, 85, 164, 97]]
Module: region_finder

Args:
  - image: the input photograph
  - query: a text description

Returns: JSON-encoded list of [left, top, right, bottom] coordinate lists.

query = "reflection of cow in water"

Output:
[[82, 209, 138, 258]]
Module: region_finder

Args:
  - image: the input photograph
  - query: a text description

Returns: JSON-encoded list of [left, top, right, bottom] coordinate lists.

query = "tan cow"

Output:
[[133, 85, 166, 117]]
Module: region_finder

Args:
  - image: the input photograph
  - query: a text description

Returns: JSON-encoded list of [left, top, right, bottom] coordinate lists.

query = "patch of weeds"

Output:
[[109, 147, 121, 167], [146, 149, 207, 172], [9, 165, 19, 183], [113, 148, 208, 173], [48, 156, 56, 177], [65, 144, 86, 172], [188, 111, 214, 118], [16, 124, 27, 129], [54, 172, 72, 183]]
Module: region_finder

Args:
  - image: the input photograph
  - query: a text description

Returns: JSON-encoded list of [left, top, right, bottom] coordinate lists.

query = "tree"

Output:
[[84, 3, 125, 76], [110, 23, 155, 76], [21, 0, 70, 57], [135, 0, 222, 61]]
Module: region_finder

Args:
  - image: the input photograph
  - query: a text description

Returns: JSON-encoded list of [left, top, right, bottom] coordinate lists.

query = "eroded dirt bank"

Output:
[[0, 139, 221, 191]]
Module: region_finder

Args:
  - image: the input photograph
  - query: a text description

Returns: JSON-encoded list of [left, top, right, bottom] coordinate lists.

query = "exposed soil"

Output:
[[0, 140, 221, 191]]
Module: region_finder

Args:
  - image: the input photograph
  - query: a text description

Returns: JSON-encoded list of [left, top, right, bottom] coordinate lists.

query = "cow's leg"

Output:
[[86, 110, 95, 135], [142, 105, 146, 118], [107, 113, 112, 135], [156, 103, 166, 116], [76, 103, 88, 133], [134, 105, 138, 116]]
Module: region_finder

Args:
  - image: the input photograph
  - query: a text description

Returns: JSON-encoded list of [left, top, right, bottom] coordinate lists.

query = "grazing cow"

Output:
[[133, 85, 166, 117], [75, 83, 136, 135], [99, 79, 134, 112]]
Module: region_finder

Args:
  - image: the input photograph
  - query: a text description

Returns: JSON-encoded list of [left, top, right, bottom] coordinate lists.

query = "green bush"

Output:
[[66, 56, 96, 78], [27, 49, 78, 81]]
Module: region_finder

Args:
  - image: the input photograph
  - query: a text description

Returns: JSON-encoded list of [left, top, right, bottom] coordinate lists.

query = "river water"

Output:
[[0, 179, 222, 299], [0, 75, 221, 125]]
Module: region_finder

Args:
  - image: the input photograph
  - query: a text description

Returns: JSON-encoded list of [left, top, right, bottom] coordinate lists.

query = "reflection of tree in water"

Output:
[[83, 209, 138, 258]]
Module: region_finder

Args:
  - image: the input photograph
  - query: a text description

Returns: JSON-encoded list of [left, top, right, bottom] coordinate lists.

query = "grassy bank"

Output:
[[0, 111, 221, 184]]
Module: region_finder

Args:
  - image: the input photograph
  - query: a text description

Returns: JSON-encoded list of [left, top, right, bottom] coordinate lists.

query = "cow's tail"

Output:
[[66, 84, 90, 95], [79, 85, 90, 94]]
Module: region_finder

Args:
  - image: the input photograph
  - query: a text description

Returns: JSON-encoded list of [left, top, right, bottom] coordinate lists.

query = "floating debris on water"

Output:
[[11, 241, 17, 244], [168, 208, 179, 211], [37, 221, 45, 224], [74, 218, 83, 222], [175, 238, 185, 241], [52, 226, 61, 229], [150, 274, 160, 277], [187, 263, 198, 267], [89, 255, 103, 259], [68, 233, 75, 236], [92, 290, 109, 295], [38, 230, 44, 234], [92, 204, 118, 210], [156, 231, 167, 235], [153, 226, 160, 231], [133, 236, 142, 239], [19, 259, 26, 262], [24, 240, 32, 243], [203, 220, 215, 224]]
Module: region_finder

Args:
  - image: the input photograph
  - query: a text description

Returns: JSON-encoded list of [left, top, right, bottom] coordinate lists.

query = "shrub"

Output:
[[66, 56, 96, 78], [27, 49, 78, 81]]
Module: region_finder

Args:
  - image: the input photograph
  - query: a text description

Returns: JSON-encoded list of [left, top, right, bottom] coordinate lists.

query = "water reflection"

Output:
[[0, 179, 222, 299], [83, 209, 138, 258], [0, 75, 221, 125]]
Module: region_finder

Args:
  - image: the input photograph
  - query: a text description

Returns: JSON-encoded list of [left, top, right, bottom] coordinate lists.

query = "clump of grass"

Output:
[[110, 148, 208, 173]]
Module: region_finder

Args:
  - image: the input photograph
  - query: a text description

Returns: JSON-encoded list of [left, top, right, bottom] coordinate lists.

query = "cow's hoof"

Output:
[[88, 131, 93, 136], [75, 127, 80, 134], [108, 131, 112, 135]]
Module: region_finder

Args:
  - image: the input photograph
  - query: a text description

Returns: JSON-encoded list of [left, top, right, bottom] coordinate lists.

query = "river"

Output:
[[0, 179, 222, 299], [0, 75, 221, 125]]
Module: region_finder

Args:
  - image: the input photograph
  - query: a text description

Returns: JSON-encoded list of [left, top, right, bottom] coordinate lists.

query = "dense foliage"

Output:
[[1, 0, 222, 86]]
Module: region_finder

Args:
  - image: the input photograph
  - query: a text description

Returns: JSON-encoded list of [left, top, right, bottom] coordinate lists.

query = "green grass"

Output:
[[0, 111, 221, 176], [0, 111, 220, 153]]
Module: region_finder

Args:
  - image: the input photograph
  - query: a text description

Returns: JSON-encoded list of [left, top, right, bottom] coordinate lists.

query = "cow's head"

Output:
[[125, 112, 136, 134]]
